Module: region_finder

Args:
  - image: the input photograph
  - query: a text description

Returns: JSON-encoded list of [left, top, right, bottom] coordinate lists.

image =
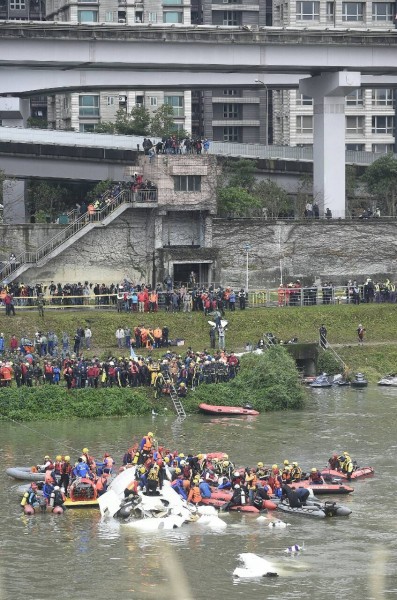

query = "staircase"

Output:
[[163, 371, 186, 419], [0, 189, 156, 284]]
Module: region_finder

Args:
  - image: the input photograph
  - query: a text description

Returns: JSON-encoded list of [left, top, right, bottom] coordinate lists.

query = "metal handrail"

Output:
[[0, 188, 159, 282]]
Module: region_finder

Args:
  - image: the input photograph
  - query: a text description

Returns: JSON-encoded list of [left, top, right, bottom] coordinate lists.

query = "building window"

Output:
[[149, 12, 157, 22], [342, 2, 364, 21], [372, 143, 393, 153], [149, 97, 158, 107], [223, 89, 238, 96], [79, 123, 97, 132], [346, 90, 363, 106], [136, 95, 144, 106], [174, 175, 202, 192], [163, 0, 182, 3], [296, 1, 320, 20], [223, 126, 240, 141], [296, 115, 313, 134], [223, 0, 240, 3], [107, 96, 115, 106], [372, 89, 394, 106], [372, 2, 394, 20], [223, 104, 239, 119], [10, 0, 25, 7], [78, 0, 97, 2], [163, 10, 183, 22], [346, 115, 364, 134], [326, 1, 334, 21], [77, 10, 98, 22], [296, 94, 313, 106], [223, 10, 238, 25], [105, 11, 115, 21], [372, 115, 394, 134], [79, 95, 100, 117], [346, 144, 365, 151], [165, 95, 184, 116]]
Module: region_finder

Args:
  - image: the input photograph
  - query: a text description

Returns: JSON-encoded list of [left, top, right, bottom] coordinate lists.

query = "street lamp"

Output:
[[243, 242, 251, 292], [254, 79, 269, 146]]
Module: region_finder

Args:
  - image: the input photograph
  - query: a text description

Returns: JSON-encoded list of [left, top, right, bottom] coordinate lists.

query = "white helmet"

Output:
[[234, 484, 240, 489]]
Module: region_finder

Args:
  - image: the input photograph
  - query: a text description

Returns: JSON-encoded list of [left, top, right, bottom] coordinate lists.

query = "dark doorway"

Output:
[[173, 263, 209, 287]]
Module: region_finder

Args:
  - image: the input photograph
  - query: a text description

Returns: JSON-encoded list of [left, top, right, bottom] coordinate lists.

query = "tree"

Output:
[[95, 106, 151, 136], [86, 180, 113, 201], [149, 104, 177, 138], [253, 179, 292, 219], [27, 181, 69, 222], [222, 158, 256, 192], [363, 153, 397, 216], [27, 116, 48, 129], [217, 186, 261, 216]]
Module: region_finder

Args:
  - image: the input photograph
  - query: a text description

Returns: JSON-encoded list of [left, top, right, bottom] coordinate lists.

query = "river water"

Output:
[[1, 387, 397, 600]]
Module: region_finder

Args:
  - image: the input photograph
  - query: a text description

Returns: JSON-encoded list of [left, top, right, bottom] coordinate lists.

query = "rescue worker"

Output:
[[291, 462, 302, 482], [187, 479, 203, 505], [281, 484, 306, 508], [281, 466, 292, 484], [60, 455, 72, 492], [139, 432, 154, 460], [73, 457, 91, 479], [339, 452, 354, 479], [146, 462, 160, 496], [328, 453, 340, 470], [81, 448, 96, 471], [52, 486, 65, 508], [198, 478, 212, 499], [21, 482, 40, 508], [245, 468, 257, 503], [252, 481, 272, 510], [256, 462, 267, 480], [171, 474, 188, 500], [96, 473, 110, 496], [103, 452, 114, 475], [308, 467, 324, 484], [221, 484, 246, 511]]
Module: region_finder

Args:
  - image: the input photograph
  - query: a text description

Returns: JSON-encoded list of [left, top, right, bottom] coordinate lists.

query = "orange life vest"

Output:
[[188, 486, 202, 504], [142, 436, 152, 452]]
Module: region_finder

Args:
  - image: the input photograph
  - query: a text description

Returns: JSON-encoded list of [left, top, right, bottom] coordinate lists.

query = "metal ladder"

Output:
[[320, 339, 348, 371], [162, 371, 186, 419]]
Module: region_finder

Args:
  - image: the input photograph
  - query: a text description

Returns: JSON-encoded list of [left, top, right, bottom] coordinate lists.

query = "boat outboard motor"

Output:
[[243, 403, 254, 410]]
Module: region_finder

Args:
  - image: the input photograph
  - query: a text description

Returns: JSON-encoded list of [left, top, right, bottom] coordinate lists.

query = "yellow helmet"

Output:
[[44, 455, 50, 460], [148, 432, 154, 437], [64, 455, 70, 461], [175, 468, 181, 474], [292, 462, 298, 466], [283, 459, 289, 465], [223, 454, 229, 460], [343, 451, 350, 456], [82, 448, 89, 453], [311, 467, 317, 472], [197, 454, 203, 460], [164, 457, 170, 463], [257, 462, 264, 468], [56, 455, 62, 461], [272, 464, 278, 470], [223, 461, 230, 467], [179, 453, 185, 458], [139, 466, 146, 474]]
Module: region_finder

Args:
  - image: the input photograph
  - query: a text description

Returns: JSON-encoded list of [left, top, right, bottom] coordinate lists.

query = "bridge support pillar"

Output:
[[300, 71, 361, 219], [3, 179, 27, 224]]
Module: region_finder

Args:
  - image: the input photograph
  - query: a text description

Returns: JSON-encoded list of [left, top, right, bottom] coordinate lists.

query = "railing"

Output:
[[0, 189, 158, 283], [1, 285, 390, 311]]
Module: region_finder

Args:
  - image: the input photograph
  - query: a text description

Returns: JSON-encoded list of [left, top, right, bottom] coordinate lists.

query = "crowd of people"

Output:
[[0, 331, 240, 392], [22, 433, 356, 513], [142, 136, 210, 157]]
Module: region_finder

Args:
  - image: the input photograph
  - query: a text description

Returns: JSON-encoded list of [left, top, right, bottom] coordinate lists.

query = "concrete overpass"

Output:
[[2, 22, 397, 217]]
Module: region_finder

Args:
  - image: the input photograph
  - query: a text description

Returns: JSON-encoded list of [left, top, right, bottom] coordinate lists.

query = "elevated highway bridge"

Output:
[[2, 22, 397, 217]]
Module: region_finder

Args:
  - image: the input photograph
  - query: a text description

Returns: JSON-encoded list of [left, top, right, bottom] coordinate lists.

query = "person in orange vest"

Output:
[[149, 291, 158, 312], [153, 327, 162, 348], [139, 432, 154, 459], [187, 479, 203, 505], [96, 473, 110, 496], [278, 284, 286, 307], [0, 361, 13, 387], [103, 452, 114, 475]]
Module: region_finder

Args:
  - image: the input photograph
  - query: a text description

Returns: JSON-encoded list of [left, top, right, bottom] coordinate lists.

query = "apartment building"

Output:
[[45, 0, 192, 135], [0, 0, 45, 20], [198, 0, 273, 143], [272, 0, 396, 151]]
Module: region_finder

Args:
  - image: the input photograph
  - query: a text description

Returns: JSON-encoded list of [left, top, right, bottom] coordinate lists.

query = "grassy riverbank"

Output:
[[0, 303, 395, 420]]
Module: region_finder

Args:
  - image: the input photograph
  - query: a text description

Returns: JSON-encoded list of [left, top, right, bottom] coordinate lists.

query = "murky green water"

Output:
[[1, 387, 397, 600]]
